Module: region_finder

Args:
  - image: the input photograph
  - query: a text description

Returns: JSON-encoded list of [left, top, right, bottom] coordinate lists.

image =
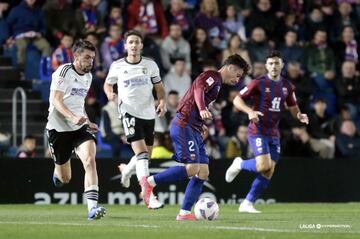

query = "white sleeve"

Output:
[[105, 63, 118, 85], [50, 66, 70, 92], [150, 61, 161, 84]]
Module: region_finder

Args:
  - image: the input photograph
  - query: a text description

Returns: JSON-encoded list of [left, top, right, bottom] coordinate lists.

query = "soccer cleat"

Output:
[[148, 193, 164, 209], [140, 176, 153, 206], [88, 206, 106, 220], [239, 200, 261, 213], [52, 175, 64, 188], [176, 213, 196, 221], [118, 163, 131, 188], [225, 157, 243, 183]]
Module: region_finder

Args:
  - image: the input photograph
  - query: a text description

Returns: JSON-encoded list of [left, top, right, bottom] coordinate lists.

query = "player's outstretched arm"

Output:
[[52, 90, 87, 125], [289, 105, 309, 125], [154, 82, 167, 117], [233, 95, 263, 123]]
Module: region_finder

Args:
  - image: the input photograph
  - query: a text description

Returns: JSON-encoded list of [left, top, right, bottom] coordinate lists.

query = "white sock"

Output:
[[179, 209, 191, 215], [147, 175, 156, 187], [85, 185, 99, 212], [136, 159, 149, 181], [135, 152, 150, 181], [123, 155, 137, 176]]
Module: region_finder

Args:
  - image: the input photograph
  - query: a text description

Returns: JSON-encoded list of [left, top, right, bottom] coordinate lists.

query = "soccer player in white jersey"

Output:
[[104, 30, 167, 209], [46, 40, 106, 220]]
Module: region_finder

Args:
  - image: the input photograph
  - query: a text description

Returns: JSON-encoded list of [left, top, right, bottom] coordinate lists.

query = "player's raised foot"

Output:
[[225, 157, 243, 183], [148, 193, 164, 209], [176, 213, 196, 221], [52, 175, 64, 188], [88, 206, 106, 220], [239, 200, 261, 213], [140, 176, 153, 206], [118, 163, 130, 188]]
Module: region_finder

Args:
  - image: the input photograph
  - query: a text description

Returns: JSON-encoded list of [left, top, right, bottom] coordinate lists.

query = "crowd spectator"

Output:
[[164, 0, 193, 39], [126, 0, 169, 39], [51, 32, 74, 70], [225, 124, 253, 159], [100, 97, 126, 159], [222, 33, 251, 70], [74, 0, 106, 38], [246, 27, 272, 63], [6, 0, 51, 70], [334, 60, 360, 111], [163, 57, 191, 98], [194, 0, 226, 49], [160, 23, 191, 72], [336, 120, 360, 158], [43, 0, 76, 46], [16, 135, 36, 158], [100, 24, 124, 71]]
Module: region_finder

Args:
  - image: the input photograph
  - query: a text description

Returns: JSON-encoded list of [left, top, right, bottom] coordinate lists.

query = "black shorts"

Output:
[[47, 125, 96, 165], [122, 113, 155, 146]]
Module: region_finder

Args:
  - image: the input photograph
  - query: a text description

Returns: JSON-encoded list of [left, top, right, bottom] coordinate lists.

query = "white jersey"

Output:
[[105, 57, 161, 120], [46, 63, 92, 132]]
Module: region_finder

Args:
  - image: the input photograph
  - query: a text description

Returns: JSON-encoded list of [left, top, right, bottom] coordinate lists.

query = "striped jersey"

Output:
[[239, 75, 297, 137], [175, 70, 222, 132], [105, 57, 162, 120], [46, 63, 92, 132]]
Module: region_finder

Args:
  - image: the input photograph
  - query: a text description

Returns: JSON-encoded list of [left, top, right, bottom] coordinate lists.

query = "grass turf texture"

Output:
[[0, 203, 358, 239]]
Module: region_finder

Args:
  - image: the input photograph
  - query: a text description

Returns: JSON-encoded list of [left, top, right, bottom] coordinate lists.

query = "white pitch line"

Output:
[[0, 221, 358, 234]]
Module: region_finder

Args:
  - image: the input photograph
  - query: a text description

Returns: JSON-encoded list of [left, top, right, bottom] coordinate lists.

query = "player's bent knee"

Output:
[[197, 171, 209, 180], [256, 162, 271, 173], [83, 157, 97, 171]]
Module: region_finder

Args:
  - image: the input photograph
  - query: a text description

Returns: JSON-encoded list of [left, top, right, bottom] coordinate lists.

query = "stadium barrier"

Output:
[[0, 157, 359, 204]]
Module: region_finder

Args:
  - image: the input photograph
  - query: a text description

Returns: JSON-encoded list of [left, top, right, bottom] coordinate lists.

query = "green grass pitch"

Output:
[[0, 203, 359, 239]]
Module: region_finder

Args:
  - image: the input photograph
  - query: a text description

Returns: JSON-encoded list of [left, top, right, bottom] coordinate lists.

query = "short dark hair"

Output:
[[168, 90, 179, 95], [265, 50, 282, 60], [24, 135, 36, 140], [72, 39, 96, 54], [124, 29, 143, 42], [223, 54, 250, 75]]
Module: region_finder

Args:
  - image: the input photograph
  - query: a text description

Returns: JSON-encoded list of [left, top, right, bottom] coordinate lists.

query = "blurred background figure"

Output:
[[16, 135, 36, 158]]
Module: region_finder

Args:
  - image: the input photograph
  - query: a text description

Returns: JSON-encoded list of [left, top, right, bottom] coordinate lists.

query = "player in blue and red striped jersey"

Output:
[[225, 50, 309, 213], [141, 54, 249, 220]]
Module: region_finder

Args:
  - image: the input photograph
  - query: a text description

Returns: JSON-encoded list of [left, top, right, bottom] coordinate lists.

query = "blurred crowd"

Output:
[[0, 0, 359, 159]]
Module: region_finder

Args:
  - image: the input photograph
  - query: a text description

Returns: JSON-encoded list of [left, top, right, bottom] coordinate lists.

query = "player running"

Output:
[[46, 40, 106, 220], [225, 50, 309, 213], [140, 54, 249, 220], [103, 30, 166, 209]]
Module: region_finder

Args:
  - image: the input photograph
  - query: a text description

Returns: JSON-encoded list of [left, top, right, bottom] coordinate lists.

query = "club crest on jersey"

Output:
[[282, 87, 288, 95], [142, 68, 148, 74], [206, 77, 215, 86]]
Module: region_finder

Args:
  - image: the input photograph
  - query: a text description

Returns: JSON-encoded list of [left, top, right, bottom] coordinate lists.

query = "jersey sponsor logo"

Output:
[[123, 77, 149, 87], [190, 154, 196, 160], [70, 88, 87, 97], [269, 97, 281, 112], [239, 87, 248, 95], [206, 77, 215, 86]]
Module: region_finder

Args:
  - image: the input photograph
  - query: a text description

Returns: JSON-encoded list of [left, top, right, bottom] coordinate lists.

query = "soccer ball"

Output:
[[194, 198, 219, 220]]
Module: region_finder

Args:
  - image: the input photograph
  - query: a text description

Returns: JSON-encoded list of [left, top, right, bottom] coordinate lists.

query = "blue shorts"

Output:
[[248, 135, 281, 162], [169, 122, 209, 164]]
